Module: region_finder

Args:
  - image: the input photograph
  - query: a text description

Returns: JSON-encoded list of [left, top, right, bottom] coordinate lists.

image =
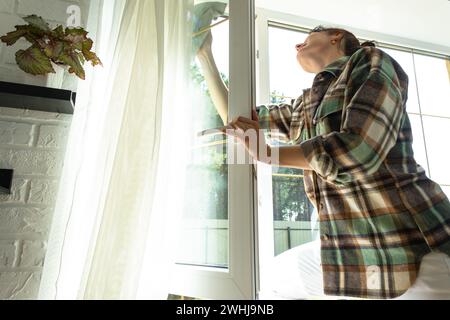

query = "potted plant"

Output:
[[0, 14, 102, 82]]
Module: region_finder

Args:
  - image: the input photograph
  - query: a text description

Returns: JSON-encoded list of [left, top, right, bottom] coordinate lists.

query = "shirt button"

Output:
[[320, 203, 324, 210], [367, 265, 380, 273], [367, 265, 381, 289]]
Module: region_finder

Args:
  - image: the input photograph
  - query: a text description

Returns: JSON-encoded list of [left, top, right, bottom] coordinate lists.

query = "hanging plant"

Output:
[[0, 14, 102, 80]]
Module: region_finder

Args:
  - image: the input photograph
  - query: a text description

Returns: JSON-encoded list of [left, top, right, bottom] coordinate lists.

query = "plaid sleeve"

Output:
[[257, 98, 297, 144], [299, 48, 406, 185]]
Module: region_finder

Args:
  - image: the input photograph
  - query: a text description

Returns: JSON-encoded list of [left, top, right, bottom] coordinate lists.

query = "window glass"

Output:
[[268, 26, 314, 103], [268, 26, 317, 256], [407, 113, 429, 175], [441, 185, 450, 199], [413, 54, 450, 117], [422, 116, 450, 185], [176, 1, 229, 267]]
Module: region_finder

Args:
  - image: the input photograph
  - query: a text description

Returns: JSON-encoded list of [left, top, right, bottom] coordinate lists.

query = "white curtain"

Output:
[[39, 0, 193, 300]]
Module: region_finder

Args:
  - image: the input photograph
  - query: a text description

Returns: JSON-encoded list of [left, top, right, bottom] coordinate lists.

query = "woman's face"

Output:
[[296, 31, 341, 73]]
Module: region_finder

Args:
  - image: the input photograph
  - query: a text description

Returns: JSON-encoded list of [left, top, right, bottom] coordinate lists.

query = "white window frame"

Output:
[[169, 0, 258, 300]]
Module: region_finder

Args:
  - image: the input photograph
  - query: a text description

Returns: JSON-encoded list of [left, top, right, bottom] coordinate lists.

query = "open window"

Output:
[[167, 0, 450, 300], [168, 0, 258, 300]]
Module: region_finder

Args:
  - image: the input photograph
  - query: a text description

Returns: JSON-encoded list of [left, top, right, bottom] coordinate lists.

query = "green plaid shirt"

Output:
[[257, 47, 450, 299]]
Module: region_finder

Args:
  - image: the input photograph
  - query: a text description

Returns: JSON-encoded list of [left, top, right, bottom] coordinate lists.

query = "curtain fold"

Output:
[[39, 0, 193, 300]]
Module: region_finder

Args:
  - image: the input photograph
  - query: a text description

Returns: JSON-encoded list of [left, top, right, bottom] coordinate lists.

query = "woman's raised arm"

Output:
[[196, 31, 229, 125]]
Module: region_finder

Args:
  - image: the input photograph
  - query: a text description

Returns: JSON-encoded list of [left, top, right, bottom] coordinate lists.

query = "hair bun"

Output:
[[360, 40, 376, 47]]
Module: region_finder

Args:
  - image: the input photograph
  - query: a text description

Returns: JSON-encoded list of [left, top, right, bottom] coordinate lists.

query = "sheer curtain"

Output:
[[39, 0, 193, 300]]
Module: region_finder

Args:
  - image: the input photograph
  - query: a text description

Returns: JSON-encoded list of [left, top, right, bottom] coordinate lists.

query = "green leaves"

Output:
[[64, 27, 88, 50], [43, 41, 64, 59], [16, 46, 55, 75], [0, 14, 102, 80], [22, 15, 51, 32], [59, 49, 85, 80], [0, 28, 28, 45]]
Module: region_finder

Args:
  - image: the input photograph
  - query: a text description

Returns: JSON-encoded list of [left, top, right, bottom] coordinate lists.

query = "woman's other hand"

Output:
[[226, 115, 271, 164]]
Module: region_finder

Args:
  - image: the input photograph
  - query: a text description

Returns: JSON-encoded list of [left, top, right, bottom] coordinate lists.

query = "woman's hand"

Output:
[[226, 115, 271, 164]]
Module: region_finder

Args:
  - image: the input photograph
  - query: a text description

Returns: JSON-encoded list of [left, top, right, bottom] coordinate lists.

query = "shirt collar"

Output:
[[322, 54, 351, 78]]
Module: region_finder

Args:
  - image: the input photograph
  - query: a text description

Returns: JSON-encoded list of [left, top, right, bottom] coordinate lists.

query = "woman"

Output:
[[196, 25, 450, 299]]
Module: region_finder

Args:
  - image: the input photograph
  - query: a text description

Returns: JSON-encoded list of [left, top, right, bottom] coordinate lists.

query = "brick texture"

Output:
[[0, 0, 89, 300], [0, 105, 72, 299]]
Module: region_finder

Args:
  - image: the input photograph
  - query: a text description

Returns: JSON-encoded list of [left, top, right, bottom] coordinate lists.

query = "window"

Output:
[[413, 54, 450, 187], [169, 0, 257, 300], [170, 0, 450, 300], [176, 14, 230, 269], [267, 25, 318, 256], [383, 48, 450, 189], [422, 116, 450, 185]]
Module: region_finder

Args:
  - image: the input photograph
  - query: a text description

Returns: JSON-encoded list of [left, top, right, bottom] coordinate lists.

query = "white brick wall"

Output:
[[0, 0, 88, 300], [0, 106, 72, 299], [0, 0, 90, 88]]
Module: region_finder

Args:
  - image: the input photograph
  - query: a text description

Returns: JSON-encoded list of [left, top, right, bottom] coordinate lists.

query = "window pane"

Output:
[[441, 186, 450, 199], [272, 171, 317, 256], [381, 48, 420, 114], [176, 1, 229, 268], [414, 54, 450, 117], [268, 26, 316, 256], [268, 26, 314, 102], [422, 116, 450, 185], [408, 113, 429, 176]]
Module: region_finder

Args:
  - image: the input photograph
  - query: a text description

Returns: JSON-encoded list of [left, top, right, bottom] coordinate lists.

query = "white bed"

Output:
[[257, 239, 355, 300]]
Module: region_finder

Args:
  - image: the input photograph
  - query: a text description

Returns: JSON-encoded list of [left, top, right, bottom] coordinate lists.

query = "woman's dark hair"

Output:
[[309, 25, 377, 56]]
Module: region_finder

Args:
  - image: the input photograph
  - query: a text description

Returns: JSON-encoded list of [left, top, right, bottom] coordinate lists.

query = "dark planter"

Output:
[[0, 81, 76, 115]]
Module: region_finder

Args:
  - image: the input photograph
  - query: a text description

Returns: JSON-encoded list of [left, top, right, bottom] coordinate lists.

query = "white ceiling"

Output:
[[256, 0, 450, 55]]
